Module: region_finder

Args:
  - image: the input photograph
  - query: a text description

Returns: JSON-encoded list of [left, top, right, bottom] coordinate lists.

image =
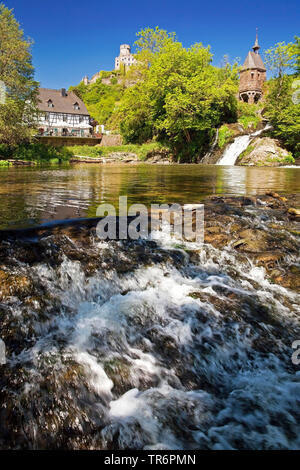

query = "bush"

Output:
[[9, 143, 73, 162], [218, 125, 234, 148], [0, 143, 12, 158], [265, 75, 300, 159], [237, 102, 261, 129], [283, 152, 295, 164]]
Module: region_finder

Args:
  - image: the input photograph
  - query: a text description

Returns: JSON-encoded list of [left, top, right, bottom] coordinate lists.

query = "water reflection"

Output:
[[0, 163, 299, 229]]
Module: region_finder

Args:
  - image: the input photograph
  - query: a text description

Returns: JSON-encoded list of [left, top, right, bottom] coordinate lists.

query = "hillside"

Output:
[[69, 71, 126, 128]]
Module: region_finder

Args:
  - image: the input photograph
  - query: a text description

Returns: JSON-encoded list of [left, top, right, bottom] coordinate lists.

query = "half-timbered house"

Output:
[[37, 88, 92, 137]]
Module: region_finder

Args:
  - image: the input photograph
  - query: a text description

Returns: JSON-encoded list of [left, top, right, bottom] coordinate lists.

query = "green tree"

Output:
[[0, 3, 38, 145], [113, 29, 239, 161], [289, 36, 300, 74], [265, 75, 300, 158], [264, 40, 300, 158], [70, 73, 125, 126], [264, 42, 294, 78]]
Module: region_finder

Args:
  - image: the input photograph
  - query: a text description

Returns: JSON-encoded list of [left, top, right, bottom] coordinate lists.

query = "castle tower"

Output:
[[120, 44, 131, 56], [115, 44, 136, 70], [239, 32, 266, 104]]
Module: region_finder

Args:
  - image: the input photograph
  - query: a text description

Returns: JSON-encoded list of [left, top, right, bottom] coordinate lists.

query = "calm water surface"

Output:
[[0, 163, 299, 229]]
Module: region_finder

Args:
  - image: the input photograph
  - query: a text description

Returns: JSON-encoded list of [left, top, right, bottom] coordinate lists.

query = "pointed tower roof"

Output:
[[242, 31, 266, 71]]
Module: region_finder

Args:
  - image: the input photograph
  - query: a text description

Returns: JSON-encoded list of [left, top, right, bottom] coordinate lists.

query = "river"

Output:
[[0, 163, 299, 229], [0, 163, 300, 450]]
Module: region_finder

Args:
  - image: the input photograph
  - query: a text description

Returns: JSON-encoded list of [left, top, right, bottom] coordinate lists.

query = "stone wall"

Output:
[[36, 136, 102, 147], [100, 134, 123, 146]]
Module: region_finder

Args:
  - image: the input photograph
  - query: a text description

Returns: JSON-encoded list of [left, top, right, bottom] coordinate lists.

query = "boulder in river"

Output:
[[237, 137, 294, 166]]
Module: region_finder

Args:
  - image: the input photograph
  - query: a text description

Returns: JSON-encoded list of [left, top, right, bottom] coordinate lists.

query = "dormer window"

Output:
[[47, 99, 54, 108], [73, 102, 80, 110]]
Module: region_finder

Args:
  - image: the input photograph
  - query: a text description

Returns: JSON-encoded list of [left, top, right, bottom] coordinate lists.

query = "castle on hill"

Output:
[[82, 44, 136, 85]]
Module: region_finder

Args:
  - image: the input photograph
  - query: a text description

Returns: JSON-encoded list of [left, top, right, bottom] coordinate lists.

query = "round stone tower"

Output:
[[239, 33, 266, 104], [120, 44, 131, 56]]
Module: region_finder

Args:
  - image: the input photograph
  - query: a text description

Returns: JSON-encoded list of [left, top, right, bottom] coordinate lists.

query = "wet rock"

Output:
[[255, 252, 284, 268], [206, 226, 222, 234], [0, 269, 33, 301], [103, 358, 132, 396], [204, 233, 229, 248], [288, 208, 300, 219], [237, 137, 291, 167], [266, 191, 281, 199], [0, 192, 300, 449], [276, 265, 300, 292], [236, 229, 270, 252]]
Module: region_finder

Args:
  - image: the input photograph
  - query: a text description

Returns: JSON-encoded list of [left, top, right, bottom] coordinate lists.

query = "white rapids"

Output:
[[2, 227, 299, 450], [217, 124, 272, 166]]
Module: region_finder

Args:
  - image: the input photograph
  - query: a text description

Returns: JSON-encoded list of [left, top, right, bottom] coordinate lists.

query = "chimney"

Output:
[[61, 88, 67, 97]]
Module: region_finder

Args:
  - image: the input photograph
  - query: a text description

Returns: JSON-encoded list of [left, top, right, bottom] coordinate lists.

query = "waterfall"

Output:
[[216, 134, 251, 166], [217, 123, 272, 166]]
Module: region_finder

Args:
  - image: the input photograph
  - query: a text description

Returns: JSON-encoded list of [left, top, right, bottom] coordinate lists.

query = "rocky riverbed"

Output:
[[0, 193, 299, 449]]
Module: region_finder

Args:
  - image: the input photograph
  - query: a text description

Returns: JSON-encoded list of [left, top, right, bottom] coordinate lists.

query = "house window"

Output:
[[47, 99, 54, 108], [73, 102, 80, 110]]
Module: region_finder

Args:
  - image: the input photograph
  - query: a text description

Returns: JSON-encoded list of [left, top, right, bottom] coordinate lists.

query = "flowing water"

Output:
[[217, 124, 272, 166], [1, 224, 300, 450], [0, 164, 300, 450], [217, 135, 252, 166]]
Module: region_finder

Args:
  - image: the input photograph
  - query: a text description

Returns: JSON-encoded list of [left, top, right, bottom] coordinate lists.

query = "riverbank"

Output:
[[0, 192, 299, 449], [1, 136, 298, 166]]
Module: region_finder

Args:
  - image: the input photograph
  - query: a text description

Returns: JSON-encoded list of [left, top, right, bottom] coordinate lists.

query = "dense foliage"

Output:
[[237, 102, 261, 129], [217, 125, 234, 149], [265, 75, 300, 158], [111, 29, 239, 161], [69, 72, 125, 126], [0, 3, 38, 145], [0, 142, 72, 162], [264, 38, 300, 158], [68, 28, 239, 162]]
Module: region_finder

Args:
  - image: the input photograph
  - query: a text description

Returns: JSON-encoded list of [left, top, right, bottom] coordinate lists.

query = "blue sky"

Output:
[[3, 0, 300, 88]]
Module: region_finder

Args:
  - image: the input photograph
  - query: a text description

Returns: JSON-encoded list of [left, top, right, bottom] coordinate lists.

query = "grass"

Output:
[[66, 142, 169, 161], [238, 115, 261, 130], [237, 145, 254, 162], [266, 153, 295, 164], [218, 125, 234, 149], [0, 160, 11, 166]]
